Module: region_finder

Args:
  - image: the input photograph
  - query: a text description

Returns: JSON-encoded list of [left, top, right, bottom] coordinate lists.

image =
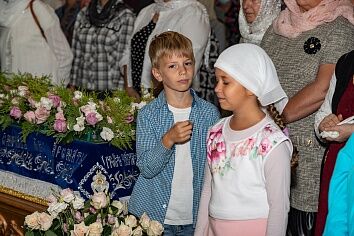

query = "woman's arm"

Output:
[[45, 20, 73, 86], [282, 64, 335, 124]]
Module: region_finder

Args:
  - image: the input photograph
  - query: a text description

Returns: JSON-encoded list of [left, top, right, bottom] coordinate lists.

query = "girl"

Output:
[[195, 44, 293, 236]]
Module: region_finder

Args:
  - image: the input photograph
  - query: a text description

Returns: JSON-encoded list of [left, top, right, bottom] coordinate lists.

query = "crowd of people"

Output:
[[0, 0, 353, 235]]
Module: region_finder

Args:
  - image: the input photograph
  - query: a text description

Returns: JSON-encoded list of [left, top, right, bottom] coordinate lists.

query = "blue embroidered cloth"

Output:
[[0, 126, 138, 200]]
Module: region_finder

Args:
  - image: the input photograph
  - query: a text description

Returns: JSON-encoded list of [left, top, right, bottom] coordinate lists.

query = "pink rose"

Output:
[[258, 138, 272, 156], [91, 192, 107, 209], [75, 211, 84, 222], [55, 111, 66, 121], [28, 97, 37, 108], [38, 212, 53, 231], [48, 95, 61, 108], [47, 195, 57, 205], [35, 106, 50, 124], [86, 112, 99, 126], [54, 119, 67, 133], [124, 114, 134, 124], [10, 106, 22, 119], [24, 111, 36, 123]]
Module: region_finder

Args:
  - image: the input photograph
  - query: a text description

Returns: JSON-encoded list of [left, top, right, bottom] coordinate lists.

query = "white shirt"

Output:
[[164, 104, 193, 225], [126, 0, 210, 92], [0, 0, 73, 86]]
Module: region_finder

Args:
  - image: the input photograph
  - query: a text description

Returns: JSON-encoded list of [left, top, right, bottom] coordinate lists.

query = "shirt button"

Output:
[[162, 204, 167, 209]]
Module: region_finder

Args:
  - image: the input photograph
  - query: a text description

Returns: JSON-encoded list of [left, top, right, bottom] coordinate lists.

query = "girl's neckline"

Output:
[[223, 114, 271, 142]]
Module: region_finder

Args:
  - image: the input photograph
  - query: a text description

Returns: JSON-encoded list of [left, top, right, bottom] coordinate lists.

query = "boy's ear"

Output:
[[152, 68, 163, 82]]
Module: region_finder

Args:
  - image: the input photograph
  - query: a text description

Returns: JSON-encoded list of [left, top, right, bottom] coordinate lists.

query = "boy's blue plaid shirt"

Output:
[[129, 89, 220, 225]]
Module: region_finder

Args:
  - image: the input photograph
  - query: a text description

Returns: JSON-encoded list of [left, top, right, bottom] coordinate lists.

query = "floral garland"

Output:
[[0, 72, 153, 149], [24, 171, 164, 236]]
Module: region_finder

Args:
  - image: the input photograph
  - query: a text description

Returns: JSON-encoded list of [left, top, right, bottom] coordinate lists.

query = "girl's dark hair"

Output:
[[266, 104, 299, 185]]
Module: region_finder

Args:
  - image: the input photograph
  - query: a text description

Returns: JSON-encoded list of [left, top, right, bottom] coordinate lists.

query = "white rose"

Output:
[[111, 200, 124, 215], [74, 91, 83, 100], [80, 102, 97, 115], [147, 220, 163, 236], [71, 222, 88, 236], [73, 123, 85, 132], [125, 215, 137, 228], [76, 114, 85, 125], [136, 101, 146, 109], [60, 188, 75, 203], [88, 222, 103, 236], [48, 202, 68, 218], [132, 226, 143, 236], [40, 97, 53, 110], [24, 211, 40, 230], [72, 196, 85, 210], [10, 89, 17, 95], [139, 213, 150, 230], [38, 212, 53, 231], [100, 127, 114, 141], [91, 192, 107, 209], [95, 112, 103, 122], [18, 86, 29, 97], [116, 224, 132, 236], [11, 97, 20, 105]]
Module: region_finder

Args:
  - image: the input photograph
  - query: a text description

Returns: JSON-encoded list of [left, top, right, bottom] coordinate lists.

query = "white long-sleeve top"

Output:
[[195, 115, 292, 236], [0, 0, 73, 86], [126, 0, 210, 91]]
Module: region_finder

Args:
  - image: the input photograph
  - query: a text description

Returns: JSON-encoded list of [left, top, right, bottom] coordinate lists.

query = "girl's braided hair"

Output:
[[266, 104, 299, 185]]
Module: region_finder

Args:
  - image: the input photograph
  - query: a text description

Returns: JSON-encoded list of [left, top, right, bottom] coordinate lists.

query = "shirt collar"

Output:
[[155, 89, 199, 109]]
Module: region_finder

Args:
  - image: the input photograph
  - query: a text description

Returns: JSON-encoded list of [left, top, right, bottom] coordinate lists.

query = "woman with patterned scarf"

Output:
[[239, 0, 281, 45], [260, 0, 354, 235]]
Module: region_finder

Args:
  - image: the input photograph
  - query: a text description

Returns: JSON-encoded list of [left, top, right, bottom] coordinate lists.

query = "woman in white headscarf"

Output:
[[123, 0, 210, 99], [239, 0, 281, 45], [195, 43, 294, 236], [0, 0, 73, 86]]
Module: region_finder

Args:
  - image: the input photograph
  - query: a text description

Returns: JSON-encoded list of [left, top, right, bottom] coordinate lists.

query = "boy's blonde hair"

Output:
[[149, 31, 195, 68]]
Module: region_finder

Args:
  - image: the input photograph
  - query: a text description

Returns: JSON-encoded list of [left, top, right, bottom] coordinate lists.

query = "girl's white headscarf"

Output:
[[214, 43, 288, 113]]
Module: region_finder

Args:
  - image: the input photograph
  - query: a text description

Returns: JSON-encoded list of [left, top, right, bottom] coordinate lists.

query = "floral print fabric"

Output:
[[207, 119, 279, 176]]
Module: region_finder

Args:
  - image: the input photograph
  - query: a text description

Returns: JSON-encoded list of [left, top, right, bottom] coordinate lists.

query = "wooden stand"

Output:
[[0, 187, 47, 236]]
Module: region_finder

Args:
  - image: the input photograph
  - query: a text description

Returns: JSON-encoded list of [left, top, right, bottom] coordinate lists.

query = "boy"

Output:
[[128, 31, 220, 235]]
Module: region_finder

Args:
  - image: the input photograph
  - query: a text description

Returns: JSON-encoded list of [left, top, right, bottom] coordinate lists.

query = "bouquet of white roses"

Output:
[[0, 72, 153, 149], [24, 172, 164, 236]]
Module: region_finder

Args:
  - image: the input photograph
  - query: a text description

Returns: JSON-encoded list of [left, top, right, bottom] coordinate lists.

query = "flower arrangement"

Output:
[[0, 72, 153, 149], [24, 171, 164, 236]]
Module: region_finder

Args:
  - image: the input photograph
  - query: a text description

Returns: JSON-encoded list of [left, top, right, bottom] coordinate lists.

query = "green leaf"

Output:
[[25, 231, 35, 236], [84, 214, 97, 225], [44, 230, 58, 236], [103, 226, 112, 236]]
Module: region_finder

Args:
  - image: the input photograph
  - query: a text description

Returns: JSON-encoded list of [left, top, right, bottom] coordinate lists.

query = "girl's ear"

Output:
[[152, 68, 163, 82], [246, 89, 255, 97]]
